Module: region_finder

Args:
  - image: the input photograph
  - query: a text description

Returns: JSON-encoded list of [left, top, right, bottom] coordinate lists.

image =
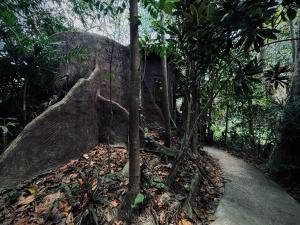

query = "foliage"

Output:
[[0, 0, 69, 117], [130, 193, 145, 208]]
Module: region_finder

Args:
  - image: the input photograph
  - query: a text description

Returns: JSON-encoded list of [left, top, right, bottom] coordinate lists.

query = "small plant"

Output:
[[150, 177, 166, 190], [0, 117, 18, 151], [131, 193, 145, 209]]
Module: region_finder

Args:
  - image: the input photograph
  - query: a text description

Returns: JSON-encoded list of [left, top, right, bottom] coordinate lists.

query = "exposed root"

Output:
[[142, 137, 179, 158]]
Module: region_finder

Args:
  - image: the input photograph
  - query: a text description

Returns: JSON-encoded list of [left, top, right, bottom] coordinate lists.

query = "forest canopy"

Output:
[[1, 0, 300, 224]]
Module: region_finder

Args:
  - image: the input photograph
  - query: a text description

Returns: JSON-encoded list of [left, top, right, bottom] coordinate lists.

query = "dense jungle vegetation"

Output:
[[1, 0, 300, 224]]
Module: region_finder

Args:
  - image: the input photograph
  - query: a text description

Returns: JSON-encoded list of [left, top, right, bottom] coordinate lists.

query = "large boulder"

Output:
[[53, 32, 131, 108], [0, 32, 173, 188], [53, 32, 166, 125], [0, 68, 130, 188]]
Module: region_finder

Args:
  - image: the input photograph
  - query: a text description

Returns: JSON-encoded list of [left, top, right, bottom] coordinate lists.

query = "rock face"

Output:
[[0, 68, 131, 188], [0, 32, 174, 188], [54, 32, 168, 126], [54, 32, 131, 109]]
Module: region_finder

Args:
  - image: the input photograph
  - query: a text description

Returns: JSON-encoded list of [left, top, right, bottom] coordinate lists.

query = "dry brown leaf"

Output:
[[62, 177, 71, 184], [159, 211, 166, 224], [91, 178, 97, 191], [78, 178, 83, 185], [62, 173, 78, 184], [113, 220, 123, 225], [14, 217, 30, 225], [82, 154, 89, 159], [66, 212, 75, 225], [15, 204, 29, 213], [35, 191, 63, 214], [59, 200, 71, 216], [17, 194, 35, 206], [82, 193, 88, 206], [179, 219, 193, 225], [106, 209, 113, 222], [110, 199, 119, 208]]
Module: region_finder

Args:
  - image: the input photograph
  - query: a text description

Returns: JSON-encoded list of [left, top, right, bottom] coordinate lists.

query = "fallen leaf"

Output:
[[78, 178, 83, 185], [59, 200, 71, 216], [91, 178, 97, 191], [179, 219, 193, 225], [110, 199, 119, 208], [157, 192, 171, 207], [17, 194, 35, 206], [159, 211, 166, 224], [35, 191, 63, 214], [14, 217, 30, 225], [114, 220, 123, 225], [106, 208, 113, 222], [82, 193, 88, 206], [208, 214, 217, 221], [66, 212, 75, 225], [25, 185, 38, 196]]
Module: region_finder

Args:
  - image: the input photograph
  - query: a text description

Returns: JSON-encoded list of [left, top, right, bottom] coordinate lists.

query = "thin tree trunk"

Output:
[[206, 97, 213, 144], [297, 15, 300, 60], [107, 42, 115, 171], [290, 20, 297, 63], [160, 1, 171, 147], [224, 104, 229, 146], [22, 74, 28, 123], [190, 96, 199, 152], [247, 99, 256, 150], [119, 0, 141, 219], [2, 132, 6, 153]]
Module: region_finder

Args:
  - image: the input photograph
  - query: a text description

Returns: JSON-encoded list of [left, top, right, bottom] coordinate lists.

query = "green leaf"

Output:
[[131, 193, 145, 208], [257, 29, 277, 40], [0, 126, 8, 134]]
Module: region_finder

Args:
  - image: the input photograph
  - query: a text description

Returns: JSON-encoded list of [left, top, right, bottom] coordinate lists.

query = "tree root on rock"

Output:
[[142, 137, 179, 158]]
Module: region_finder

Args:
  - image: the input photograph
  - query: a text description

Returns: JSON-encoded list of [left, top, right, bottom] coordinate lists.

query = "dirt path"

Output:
[[204, 146, 300, 225]]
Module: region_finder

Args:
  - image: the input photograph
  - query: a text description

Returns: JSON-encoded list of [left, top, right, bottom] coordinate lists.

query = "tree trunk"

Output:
[[160, 1, 171, 148], [224, 104, 229, 146], [206, 97, 213, 145], [290, 20, 297, 63], [22, 74, 28, 123], [247, 99, 256, 150], [119, 0, 141, 219]]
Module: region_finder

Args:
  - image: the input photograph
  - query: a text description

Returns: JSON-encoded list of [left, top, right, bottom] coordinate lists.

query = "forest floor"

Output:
[[0, 135, 224, 225], [204, 146, 300, 225]]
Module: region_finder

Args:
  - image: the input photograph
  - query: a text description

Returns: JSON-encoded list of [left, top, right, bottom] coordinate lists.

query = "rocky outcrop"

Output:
[[54, 32, 131, 109], [97, 95, 129, 144], [0, 68, 130, 188], [54, 32, 167, 126], [0, 32, 174, 188]]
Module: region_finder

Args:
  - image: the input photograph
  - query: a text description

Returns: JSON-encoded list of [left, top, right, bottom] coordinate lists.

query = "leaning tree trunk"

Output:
[[160, 0, 171, 147], [119, 0, 141, 219]]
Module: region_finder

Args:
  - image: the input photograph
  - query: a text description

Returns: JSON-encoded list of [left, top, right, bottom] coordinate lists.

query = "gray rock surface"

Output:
[[205, 146, 300, 225], [0, 32, 168, 188], [0, 68, 130, 188]]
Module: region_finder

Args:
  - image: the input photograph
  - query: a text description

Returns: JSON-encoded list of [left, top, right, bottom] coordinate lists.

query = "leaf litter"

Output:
[[0, 139, 224, 225]]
